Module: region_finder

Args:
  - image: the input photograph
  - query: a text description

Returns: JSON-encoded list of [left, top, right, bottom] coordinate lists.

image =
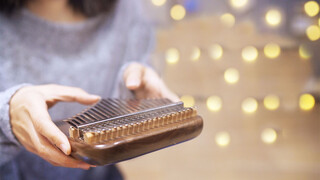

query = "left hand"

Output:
[[123, 63, 179, 102]]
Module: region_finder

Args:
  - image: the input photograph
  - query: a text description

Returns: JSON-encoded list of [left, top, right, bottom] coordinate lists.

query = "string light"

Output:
[[299, 45, 312, 60], [304, 1, 319, 17], [306, 25, 320, 41], [242, 97, 258, 113], [265, 9, 282, 27], [242, 46, 258, 62], [215, 131, 230, 147], [209, 44, 223, 60], [206, 96, 222, 112], [224, 68, 239, 84], [190, 47, 201, 61], [264, 43, 281, 59], [229, 0, 249, 9], [166, 48, 179, 64], [261, 128, 277, 144], [180, 95, 195, 107], [264, 95, 280, 110], [220, 13, 235, 28], [170, 5, 186, 21], [151, 0, 166, 6], [299, 93, 315, 111]]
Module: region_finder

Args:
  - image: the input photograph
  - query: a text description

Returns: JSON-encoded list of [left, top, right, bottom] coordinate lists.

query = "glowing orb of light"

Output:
[[220, 13, 235, 28], [180, 95, 195, 107], [190, 47, 201, 61], [229, 0, 249, 9], [224, 68, 239, 84], [265, 9, 282, 27], [165, 48, 179, 64], [304, 1, 320, 17], [242, 46, 258, 62], [209, 44, 223, 60], [151, 0, 166, 6], [299, 93, 315, 111], [170, 5, 186, 21], [261, 128, 277, 144], [299, 45, 312, 60], [215, 131, 230, 147], [242, 97, 258, 113], [206, 96, 222, 112], [264, 43, 281, 59], [306, 25, 320, 41], [264, 95, 280, 110]]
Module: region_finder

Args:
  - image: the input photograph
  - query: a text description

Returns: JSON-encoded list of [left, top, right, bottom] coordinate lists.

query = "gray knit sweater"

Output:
[[0, 0, 153, 177]]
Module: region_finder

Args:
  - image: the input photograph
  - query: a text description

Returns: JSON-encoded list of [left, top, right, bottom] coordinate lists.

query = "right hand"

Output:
[[9, 84, 100, 169]]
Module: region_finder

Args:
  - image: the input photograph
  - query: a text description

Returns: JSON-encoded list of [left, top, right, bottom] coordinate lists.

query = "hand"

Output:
[[9, 84, 100, 169], [123, 63, 179, 102]]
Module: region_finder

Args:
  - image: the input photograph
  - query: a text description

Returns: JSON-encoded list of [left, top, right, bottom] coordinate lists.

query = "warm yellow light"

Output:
[[165, 48, 179, 64], [304, 1, 319, 17], [151, 0, 166, 6], [224, 68, 239, 84], [209, 44, 223, 60], [170, 5, 186, 21], [261, 128, 277, 144], [215, 131, 230, 147], [229, 0, 249, 9], [264, 95, 280, 110], [306, 25, 320, 41], [299, 93, 315, 111], [265, 9, 282, 27], [264, 43, 281, 59], [242, 97, 258, 113], [220, 13, 235, 28], [299, 45, 312, 60], [190, 47, 201, 61], [207, 96, 222, 112], [180, 95, 195, 107], [242, 46, 258, 62]]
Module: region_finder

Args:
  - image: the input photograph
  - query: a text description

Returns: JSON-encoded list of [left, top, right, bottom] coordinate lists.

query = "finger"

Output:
[[124, 63, 144, 90], [41, 85, 101, 105], [27, 98, 71, 155]]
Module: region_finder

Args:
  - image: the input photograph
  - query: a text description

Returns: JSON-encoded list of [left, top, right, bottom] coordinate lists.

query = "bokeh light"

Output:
[[264, 95, 280, 110], [264, 43, 281, 59], [306, 25, 320, 41], [180, 95, 195, 107], [242, 97, 258, 113], [190, 47, 201, 61], [224, 68, 239, 84], [304, 1, 319, 17], [265, 9, 282, 27], [209, 44, 223, 60], [166, 48, 179, 64], [261, 128, 277, 144], [299, 93, 315, 111], [220, 13, 235, 28], [242, 46, 258, 62], [229, 0, 249, 9], [299, 44, 312, 60], [215, 131, 230, 147], [170, 5, 186, 21], [151, 0, 166, 6], [206, 96, 222, 112]]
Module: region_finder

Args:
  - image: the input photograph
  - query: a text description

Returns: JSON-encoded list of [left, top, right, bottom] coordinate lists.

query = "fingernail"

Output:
[[90, 95, 101, 99], [79, 164, 90, 170], [60, 144, 69, 155], [127, 79, 140, 88]]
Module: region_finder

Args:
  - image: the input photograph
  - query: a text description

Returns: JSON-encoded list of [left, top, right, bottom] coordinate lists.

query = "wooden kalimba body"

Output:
[[57, 98, 203, 165]]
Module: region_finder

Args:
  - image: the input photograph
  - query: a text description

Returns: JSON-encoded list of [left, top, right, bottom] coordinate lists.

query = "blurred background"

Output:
[[119, 0, 320, 179]]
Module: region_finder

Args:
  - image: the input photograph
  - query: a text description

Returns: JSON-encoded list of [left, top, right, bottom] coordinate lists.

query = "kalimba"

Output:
[[57, 98, 203, 165]]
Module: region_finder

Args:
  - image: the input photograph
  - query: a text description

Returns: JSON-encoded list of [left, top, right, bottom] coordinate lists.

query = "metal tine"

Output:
[[84, 112, 98, 121], [86, 109, 104, 120], [75, 116, 86, 123], [78, 114, 91, 122], [109, 99, 131, 114], [100, 99, 125, 116], [91, 108, 108, 119], [126, 99, 141, 111], [96, 103, 117, 117], [119, 99, 138, 113], [99, 101, 121, 118], [103, 98, 127, 115], [94, 104, 113, 118]]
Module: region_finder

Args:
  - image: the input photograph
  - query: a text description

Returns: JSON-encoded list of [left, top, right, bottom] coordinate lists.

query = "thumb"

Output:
[[124, 63, 144, 90]]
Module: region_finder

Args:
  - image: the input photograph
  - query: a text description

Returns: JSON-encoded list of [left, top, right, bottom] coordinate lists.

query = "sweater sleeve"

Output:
[[0, 84, 30, 166]]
